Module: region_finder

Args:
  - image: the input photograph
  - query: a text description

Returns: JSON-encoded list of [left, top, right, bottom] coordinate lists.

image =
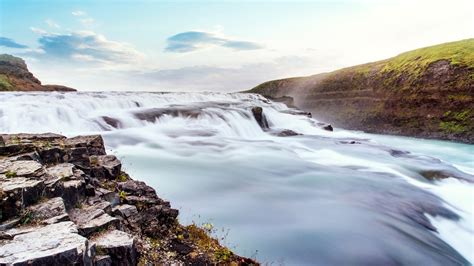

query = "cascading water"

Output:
[[1, 91, 472, 265]]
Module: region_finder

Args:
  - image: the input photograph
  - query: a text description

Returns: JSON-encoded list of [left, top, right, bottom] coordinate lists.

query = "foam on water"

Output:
[[1, 91, 472, 265]]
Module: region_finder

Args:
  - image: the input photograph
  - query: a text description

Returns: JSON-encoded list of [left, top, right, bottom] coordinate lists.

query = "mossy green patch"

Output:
[[439, 121, 467, 134], [0, 74, 13, 91]]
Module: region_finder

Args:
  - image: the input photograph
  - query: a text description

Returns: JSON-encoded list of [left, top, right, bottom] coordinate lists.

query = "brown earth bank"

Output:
[[0, 133, 257, 265], [247, 39, 474, 144], [0, 54, 76, 92]]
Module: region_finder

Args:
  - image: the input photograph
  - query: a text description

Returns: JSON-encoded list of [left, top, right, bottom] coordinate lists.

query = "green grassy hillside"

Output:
[[249, 39, 474, 143]]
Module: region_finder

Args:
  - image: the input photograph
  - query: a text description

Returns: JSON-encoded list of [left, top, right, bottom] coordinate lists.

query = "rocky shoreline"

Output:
[[0, 133, 257, 265]]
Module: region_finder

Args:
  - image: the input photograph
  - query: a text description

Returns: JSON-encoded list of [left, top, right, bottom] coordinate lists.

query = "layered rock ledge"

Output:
[[0, 133, 257, 265]]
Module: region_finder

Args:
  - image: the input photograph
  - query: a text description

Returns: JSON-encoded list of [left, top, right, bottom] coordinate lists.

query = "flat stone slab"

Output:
[[0, 160, 44, 177], [0, 221, 92, 265], [77, 213, 120, 236], [113, 204, 138, 218], [46, 163, 75, 180]]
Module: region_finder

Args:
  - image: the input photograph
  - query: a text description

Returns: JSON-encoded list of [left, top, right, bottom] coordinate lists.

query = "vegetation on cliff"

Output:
[[249, 39, 474, 143], [0, 54, 76, 92]]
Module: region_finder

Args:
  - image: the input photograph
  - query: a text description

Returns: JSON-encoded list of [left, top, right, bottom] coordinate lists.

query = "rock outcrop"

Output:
[[0, 54, 76, 92], [0, 133, 257, 265], [248, 39, 474, 143]]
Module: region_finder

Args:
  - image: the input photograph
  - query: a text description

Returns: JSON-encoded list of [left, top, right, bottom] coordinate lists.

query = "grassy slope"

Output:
[[249, 39, 474, 142]]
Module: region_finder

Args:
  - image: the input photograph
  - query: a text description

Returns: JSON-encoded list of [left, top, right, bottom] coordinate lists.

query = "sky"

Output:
[[0, 0, 473, 91]]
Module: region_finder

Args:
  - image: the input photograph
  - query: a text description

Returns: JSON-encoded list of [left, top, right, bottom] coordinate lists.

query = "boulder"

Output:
[[70, 204, 118, 236], [0, 221, 92, 265], [92, 230, 137, 266], [91, 155, 122, 180], [251, 106, 269, 130]]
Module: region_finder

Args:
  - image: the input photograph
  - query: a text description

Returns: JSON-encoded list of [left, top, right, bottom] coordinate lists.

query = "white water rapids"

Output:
[[0, 91, 473, 265]]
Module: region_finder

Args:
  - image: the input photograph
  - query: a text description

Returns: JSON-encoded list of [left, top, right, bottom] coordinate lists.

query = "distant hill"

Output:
[[248, 39, 474, 143], [0, 54, 76, 92]]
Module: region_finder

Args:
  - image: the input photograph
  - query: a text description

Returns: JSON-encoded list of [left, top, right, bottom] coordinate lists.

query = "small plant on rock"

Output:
[[5, 170, 17, 178], [118, 190, 127, 202]]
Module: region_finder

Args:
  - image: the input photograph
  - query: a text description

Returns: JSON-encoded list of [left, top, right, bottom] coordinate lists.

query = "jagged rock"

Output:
[[27, 197, 69, 224], [92, 230, 137, 266], [0, 134, 258, 265], [0, 177, 44, 221], [119, 180, 157, 197], [91, 155, 122, 180], [95, 187, 117, 203], [95, 255, 113, 266], [38, 146, 68, 165], [113, 204, 138, 218], [251, 106, 269, 130], [0, 221, 92, 265]]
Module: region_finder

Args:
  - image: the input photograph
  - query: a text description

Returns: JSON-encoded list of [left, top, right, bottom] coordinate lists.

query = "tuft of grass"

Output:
[[116, 172, 128, 182], [118, 190, 127, 202], [5, 170, 17, 178]]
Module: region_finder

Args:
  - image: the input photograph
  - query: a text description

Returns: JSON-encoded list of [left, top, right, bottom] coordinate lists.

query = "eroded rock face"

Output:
[[0, 134, 257, 265]]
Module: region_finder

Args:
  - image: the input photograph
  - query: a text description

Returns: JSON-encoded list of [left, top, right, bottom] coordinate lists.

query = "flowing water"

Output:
[[0, 91, 472, 265]]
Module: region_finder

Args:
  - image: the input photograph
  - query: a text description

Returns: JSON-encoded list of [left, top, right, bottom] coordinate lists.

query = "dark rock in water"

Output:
[[251, 106, 269, 130], [323, 124, 333, 131], [272, 129, 301, 137], [101, 116, 122, 129], [0, 133, 257, 265], [134, 107, 202, 122]]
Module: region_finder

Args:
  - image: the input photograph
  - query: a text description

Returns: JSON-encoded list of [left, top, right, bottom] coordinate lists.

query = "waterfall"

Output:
[[1, 91, 472, 265]]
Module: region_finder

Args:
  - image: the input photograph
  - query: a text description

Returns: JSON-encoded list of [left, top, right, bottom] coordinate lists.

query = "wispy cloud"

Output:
[[79, 17, 95, 26], [0, 37, 28, 49], [27, 30, 143, 66], [165, 31, 263, 53], [72, 10, 86, 16], [45, 19, 60, 29]]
